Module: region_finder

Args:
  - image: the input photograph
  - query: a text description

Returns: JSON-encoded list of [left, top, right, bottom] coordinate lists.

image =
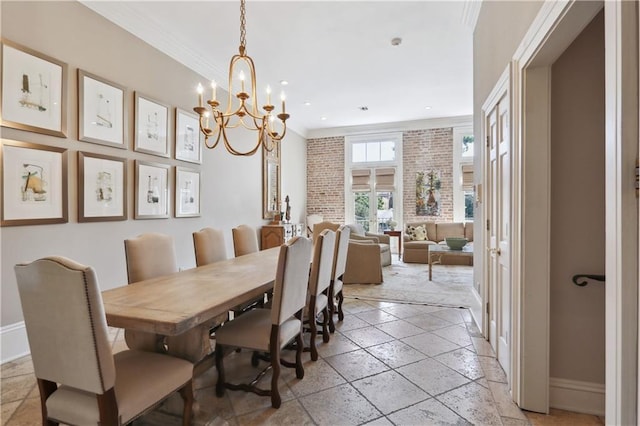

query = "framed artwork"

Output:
[[78, 152, 127, 222], [134, 160, 169, 219], [78, 69, 127, 149], [134, 92, 169, 157], [416, 170, 441, 216], [175, 108, 202, 163], [1, 139, 68, 226], [175, 166, 200, 218], [1, 39, 68, 137]]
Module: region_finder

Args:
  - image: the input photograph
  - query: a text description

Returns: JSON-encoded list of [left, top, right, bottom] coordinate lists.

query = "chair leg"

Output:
[[179, 379, 194, 426], [309, 298, 318, 361], [321, 306, 330, 343], [337, 290, 345, 321], [295, 332, 305, 379], [328, 282, 337, 333], [269, 326, 281, 408], [215, 344, 226, 397], [37, 379, 58, 426], [96, 388, 118, 426]]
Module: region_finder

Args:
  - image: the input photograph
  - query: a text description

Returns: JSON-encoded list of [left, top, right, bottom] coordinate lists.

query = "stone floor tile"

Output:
[[234, 399, 314, 425], [352, 370, 429, 415], [410, 304, 451, 315], [1, 400, 22, 425], [471, 336, 495, 356], [341, 326, 395, 348], [524, 408, 604, 425], [501, 417, 531, 426], [315, 332, 360, 358], [404, 313, 454, 331], [362, 416, 394, 425], [430, 308, 467, 324], [488, 381, 528, 420], [192, 386, 236, 420], [0, 375, 36, 404], [401, 332, 460, 357], [397, 358, 470, 396], [325, 349, 389, 382], [0, 357, 33, 379], [299, 383, 381, 426], [341, 299, 378, 314], [387, 398, 472, 426], [374, 319, 426, 339], [284, 358, 346, 397], [432, 324, 473, 347], [333, 314, 370, 332], [355, 309, 399, 325], [365, 340, 427, 369], [437, 381, 502, 425], [434, 347, 484, 380], [465, 321, 483, 337], [4, 397, 40, 426], [478, 355, 508, 383], [379, 303, 424, 319]]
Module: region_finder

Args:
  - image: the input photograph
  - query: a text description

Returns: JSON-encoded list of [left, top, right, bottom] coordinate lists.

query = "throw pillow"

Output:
[[414, 225, 427, 241], [405, 225, 417, 241]]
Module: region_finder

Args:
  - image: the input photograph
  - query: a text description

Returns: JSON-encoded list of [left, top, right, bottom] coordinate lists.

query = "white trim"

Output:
[[452, 125, 473, 222], [461, 0, 482, 32], [309, 115, 473, 140], [1, 322, 30, 364], [549, 377, 606, 416]]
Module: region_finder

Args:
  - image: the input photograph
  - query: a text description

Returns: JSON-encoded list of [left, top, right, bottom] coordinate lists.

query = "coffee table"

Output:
[[428, 244, 473, 281]]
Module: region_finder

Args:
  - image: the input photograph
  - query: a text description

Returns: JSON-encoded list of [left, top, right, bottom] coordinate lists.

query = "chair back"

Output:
[[332, 225, 351, 281], [306, 214, 324, 237], [271, 236, 312, 325], [193, 227, 227, 266], [309, 229, 336, 297], [312, 221, 340, 242], [124, 233, 177, 283], [15, 257, 115, 395], [232, 224, 259, 257]]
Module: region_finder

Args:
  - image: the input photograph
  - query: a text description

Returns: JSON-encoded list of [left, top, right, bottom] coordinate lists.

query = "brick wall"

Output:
[[306, 136, 346, 223], [307, 127, 454, 225]]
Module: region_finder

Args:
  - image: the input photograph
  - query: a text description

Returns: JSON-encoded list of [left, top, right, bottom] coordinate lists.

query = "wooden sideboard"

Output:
[[261, 223, 303, 249]]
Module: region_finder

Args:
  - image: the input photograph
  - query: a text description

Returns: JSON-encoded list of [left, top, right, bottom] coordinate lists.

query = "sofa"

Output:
[[402, 221, 473, 265]]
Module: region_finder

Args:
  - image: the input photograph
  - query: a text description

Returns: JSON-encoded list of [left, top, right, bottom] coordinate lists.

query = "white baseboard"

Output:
[[1, 322, 30, 364], [549, 377, 605, 416]]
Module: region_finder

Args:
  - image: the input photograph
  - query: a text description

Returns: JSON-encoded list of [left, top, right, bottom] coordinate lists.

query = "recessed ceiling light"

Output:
[[359, 106, 369, 111], [425, 106, 432, 110], [321, 116, 327, 121], [279, 80, 289, 86], [304, 101, 311, 106]]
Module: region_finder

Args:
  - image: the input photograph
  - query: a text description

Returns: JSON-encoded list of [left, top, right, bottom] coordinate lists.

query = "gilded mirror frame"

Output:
[[262, 143, 281, 219]]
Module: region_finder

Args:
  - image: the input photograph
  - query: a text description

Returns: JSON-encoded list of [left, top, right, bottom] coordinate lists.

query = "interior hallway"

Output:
[[1, 297, 604, 425]]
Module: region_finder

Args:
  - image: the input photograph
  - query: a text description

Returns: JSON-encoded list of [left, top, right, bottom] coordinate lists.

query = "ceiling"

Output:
[[82, 1, 477, 137]]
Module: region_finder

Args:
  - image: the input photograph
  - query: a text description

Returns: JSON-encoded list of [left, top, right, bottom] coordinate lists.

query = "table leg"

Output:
[[429, 253, 433, 281]]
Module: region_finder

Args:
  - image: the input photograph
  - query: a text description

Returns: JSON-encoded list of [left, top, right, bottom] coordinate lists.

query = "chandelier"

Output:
[[193, 0, 289, 156]]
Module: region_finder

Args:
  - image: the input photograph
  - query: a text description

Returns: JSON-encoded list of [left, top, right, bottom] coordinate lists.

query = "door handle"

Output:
[[488, 247, 501, 255]]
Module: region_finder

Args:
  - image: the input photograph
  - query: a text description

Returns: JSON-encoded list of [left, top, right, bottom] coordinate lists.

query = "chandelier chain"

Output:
[[239, 0, 246, 51]]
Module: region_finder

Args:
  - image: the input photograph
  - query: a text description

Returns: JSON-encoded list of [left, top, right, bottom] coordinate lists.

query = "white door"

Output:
[[486, 91, 511, 381]]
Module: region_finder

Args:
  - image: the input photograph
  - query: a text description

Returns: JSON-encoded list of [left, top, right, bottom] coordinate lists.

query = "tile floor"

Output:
[[1, 298, 604, 425]]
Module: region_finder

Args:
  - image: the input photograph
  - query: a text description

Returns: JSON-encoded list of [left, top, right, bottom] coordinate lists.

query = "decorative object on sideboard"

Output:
[[192, 0, 289, 156], [1, 39, 68, 137], [284, 195, 291, 223]]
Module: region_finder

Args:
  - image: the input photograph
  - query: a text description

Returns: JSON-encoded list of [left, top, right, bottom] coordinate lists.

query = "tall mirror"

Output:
[[262, 143, 281, 219]]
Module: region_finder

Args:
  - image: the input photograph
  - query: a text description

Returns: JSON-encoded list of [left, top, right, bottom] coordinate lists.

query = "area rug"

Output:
[[343, 261, 477, 308]]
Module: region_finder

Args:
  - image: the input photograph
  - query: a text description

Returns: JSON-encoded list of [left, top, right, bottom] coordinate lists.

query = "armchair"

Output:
[[345, 223, 392, 267]]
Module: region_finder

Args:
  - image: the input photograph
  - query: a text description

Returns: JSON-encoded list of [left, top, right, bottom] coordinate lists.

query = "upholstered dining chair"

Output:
[[232, 224, 259, 256], [125, 232, 209, 362], [15, 256, 194, 426], [305, 229, 336, 360], [329, 225, 351, 332], [306, 213, 324, 238], [193, 227, 227, 266], [214, 236, 313, 408]]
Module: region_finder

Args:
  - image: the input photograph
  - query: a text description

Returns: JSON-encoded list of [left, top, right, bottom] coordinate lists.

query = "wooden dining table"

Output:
[[102, 247, 281, 367]]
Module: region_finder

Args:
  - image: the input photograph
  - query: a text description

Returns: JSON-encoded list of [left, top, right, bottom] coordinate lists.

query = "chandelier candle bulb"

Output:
[[281, 92, 286, 114], [211, 81, 216, 101], [266, 85, 272, 105], [239, 70, 245, 93], [197, 83, 204, 107]]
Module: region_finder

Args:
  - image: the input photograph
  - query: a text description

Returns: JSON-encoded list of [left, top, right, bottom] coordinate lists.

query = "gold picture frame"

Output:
[[78, 152, 127, 222]]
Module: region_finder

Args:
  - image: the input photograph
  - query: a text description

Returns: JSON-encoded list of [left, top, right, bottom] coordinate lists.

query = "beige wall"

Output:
[[550, 11, 605, 384], [0, 1, 307, 327]]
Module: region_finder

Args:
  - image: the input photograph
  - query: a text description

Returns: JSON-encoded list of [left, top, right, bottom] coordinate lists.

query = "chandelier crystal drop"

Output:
[[193, 0, 289, 156]]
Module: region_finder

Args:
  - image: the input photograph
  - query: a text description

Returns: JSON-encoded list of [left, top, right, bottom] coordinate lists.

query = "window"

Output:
[[346, 133, 403, 233], [462, 163, 474, 220]]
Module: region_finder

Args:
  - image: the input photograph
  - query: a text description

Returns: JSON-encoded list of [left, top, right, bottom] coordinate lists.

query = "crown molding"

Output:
[[461, 0, 482, 31]]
